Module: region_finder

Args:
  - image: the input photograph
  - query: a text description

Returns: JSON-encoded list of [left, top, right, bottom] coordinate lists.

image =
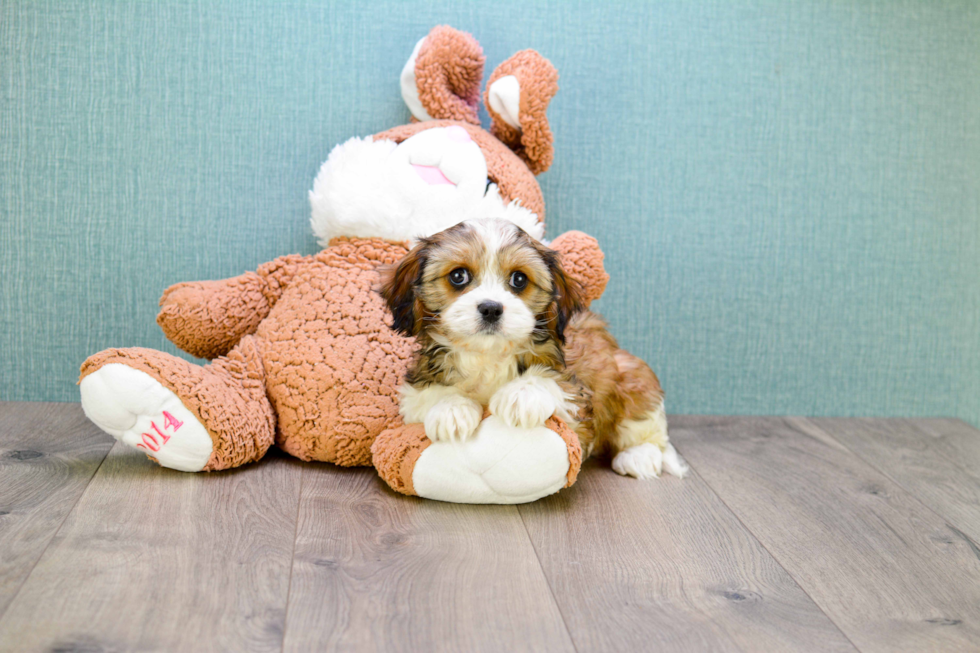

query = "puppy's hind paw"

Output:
[[489, 375, 562, 429], [424, 395, 482, 443], [612, 443, 663, 479], [661, 443, 690, 478], [612, 442, 689, 479]]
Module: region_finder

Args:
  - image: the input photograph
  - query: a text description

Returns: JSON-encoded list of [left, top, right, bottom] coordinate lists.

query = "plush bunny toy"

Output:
[[79, 26, 610, 504]]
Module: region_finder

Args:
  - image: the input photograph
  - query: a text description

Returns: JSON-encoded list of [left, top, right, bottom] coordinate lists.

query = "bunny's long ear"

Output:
[[484, 50, 559, 175], [400, 26, 485, 125]]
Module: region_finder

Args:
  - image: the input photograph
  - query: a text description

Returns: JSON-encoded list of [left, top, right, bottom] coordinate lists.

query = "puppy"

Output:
[[379, 218, 687, 479]]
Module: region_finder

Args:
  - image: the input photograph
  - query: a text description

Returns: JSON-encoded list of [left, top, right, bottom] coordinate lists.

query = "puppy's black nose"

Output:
[[477, 300, 504, 323]]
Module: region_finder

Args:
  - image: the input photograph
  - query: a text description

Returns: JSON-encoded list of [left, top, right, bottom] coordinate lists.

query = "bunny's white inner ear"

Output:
[[488, 75, 521, 129], [400, 37, 434, 122]]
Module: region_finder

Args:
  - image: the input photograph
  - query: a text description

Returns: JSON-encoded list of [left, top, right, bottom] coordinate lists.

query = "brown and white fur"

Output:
[[379, 218, 687, 479]]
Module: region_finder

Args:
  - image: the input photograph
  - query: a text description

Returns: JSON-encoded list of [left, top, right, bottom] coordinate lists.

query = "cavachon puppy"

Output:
[[379, 218, 688, 479]]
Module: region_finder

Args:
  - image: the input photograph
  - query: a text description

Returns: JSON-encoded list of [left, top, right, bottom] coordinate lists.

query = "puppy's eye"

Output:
[[448, 268, 470, 287], [509, 271, 528, 291]]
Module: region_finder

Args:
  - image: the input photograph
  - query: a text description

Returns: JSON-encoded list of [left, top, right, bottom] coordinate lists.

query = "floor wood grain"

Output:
[[0, 442, 304, 653], [518, 461, 857, 653], [3, 403, 980, 652], [283, 464, 575, 653], [811, 417, 980, 544], [0, 403, 113, 620], [671, 415, 980, 653]]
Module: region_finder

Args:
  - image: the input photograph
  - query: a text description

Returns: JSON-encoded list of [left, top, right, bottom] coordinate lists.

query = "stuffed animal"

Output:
[[79, 26, 610, 504]]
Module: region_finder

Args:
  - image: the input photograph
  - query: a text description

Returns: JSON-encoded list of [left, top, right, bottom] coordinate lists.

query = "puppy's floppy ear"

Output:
[[542, 249, 587, 344], [379, 244, 428, 337]]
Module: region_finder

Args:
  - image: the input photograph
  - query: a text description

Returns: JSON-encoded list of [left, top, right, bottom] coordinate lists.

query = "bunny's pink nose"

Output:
[[445, 125, 471, 143]]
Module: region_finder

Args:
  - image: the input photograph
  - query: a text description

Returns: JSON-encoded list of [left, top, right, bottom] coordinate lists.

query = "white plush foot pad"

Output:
[[613, 442, 689, 479], [412, 415, 571, 504], [80, 364, 213, 472]]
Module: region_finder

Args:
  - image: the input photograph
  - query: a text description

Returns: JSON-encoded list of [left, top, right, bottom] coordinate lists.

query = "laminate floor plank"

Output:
[[0, 403, 114, 620], [0, 442, 304, 653], [283, 464, 576, 653], [810, 417, 980, 544], [671, 415, 980, 652], [5, 404, 977, 652], [518, 460, 856, 652]]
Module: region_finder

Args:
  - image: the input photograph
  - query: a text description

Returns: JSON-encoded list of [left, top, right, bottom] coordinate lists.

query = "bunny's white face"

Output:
[[390, 125, 488, 195], [309, 126, 544, 247]]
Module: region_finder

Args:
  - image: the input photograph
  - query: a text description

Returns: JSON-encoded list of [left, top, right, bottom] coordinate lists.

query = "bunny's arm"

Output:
[[156, 254, 311, 360], [549, 231, 609, 306]]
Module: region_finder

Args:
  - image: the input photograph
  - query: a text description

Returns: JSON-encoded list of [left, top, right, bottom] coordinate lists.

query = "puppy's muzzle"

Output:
[[477, 300, 504, 327]]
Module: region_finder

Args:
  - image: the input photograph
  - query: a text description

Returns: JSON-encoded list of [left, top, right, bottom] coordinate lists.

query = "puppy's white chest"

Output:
[[454, 350, 518, 405]]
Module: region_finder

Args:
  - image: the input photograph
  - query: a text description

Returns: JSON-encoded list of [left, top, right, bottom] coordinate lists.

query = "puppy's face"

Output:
[[380, 219, 583, 350]]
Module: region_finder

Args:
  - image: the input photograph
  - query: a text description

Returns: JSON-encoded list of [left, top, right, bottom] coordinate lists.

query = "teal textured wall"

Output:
[[1, 1, 978, 426]]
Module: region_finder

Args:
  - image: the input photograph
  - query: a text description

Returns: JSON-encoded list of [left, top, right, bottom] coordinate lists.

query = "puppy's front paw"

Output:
[[489, 376, 562, 429], [424, 395, 482, 442]]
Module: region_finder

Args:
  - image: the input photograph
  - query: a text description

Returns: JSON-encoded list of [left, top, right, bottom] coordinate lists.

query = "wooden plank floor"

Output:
[[1, 403, 979, 652]]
